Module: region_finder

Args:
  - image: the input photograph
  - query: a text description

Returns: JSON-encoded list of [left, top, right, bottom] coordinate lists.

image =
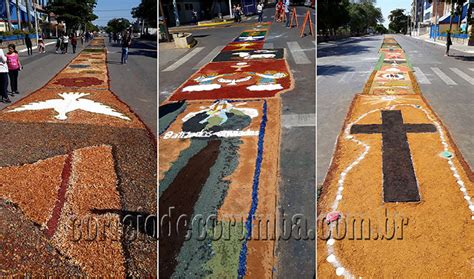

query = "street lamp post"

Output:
[[33, 0, 39, 47]]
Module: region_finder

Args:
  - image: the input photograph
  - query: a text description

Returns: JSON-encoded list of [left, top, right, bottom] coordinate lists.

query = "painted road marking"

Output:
[[193, 45, 223, 69], [282, 113, 315, 128], [163, 47, 205, 72], [413, 67, 431, 84], [431, 67, 457, 85], [469, 68, 474, 72], [450, 68, 474, 85], [287, 41, 311, 64]]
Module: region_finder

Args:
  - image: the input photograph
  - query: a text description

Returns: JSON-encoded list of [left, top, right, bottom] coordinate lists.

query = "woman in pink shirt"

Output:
[[6, 44, 21, 95]]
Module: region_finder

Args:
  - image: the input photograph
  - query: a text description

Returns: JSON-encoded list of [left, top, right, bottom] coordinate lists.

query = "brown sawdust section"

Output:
[[0, 155, 67, 227], [317, 94, 474, 277], [0, 88, 144, 129], [51, 145, 126, 277], [0, 200, 84, 276]]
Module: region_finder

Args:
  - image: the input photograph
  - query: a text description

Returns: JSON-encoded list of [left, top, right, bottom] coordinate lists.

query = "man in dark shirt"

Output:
[[121, 29, 132, 64]]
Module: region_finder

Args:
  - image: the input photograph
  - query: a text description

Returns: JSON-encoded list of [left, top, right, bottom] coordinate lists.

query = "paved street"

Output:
[[317, 35, 474, 184], [159, 6, 315, 278], [1, 38, 157, 135]]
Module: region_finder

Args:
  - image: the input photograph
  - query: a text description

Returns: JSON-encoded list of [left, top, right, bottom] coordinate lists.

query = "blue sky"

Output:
[[376, 0, 412, 27], [92, 0, 141, 26]]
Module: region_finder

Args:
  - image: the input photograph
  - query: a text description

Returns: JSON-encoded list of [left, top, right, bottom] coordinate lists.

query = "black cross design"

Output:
[[350, 110, 436, 202]]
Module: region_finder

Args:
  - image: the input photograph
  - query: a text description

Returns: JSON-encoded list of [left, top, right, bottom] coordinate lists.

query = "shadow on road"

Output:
[[129, 49, 157, 59], [451, 54, 474, 62], [317, 65, 354, 76], [318, 36, 380, 58]]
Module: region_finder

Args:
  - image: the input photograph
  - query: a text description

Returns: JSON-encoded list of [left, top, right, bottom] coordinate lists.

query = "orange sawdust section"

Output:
[[0, 155, 67, 227], [318, 35, 474, 278], [0, 38, 146, 129], [317, 94, 474, 277], [51, 145, 126, 277]]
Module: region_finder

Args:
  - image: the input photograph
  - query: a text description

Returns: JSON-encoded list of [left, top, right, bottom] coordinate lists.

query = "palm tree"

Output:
[[5, 0, 13, 31], [16, 0, 22, 30]]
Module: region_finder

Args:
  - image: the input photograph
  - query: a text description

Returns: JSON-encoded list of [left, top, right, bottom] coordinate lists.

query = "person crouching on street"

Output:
[[6, 44, 21, 96], [0, 41, 11, 103]]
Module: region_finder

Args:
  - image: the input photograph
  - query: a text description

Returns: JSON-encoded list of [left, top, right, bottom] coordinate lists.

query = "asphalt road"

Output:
[[317, 35, 474, 185], [106, 39, 157, 135], [159, 6, 316, 278], [0, 38, 158, 135]]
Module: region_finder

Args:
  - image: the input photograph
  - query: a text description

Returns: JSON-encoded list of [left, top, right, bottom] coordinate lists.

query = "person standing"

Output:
[[257, 2, 264, 23], [38, 38, 45, 53], [55, 36, 61, 53], [446, 31, 453, 56], [6, 44, 21, 96], [121, 31, 132, 64], [71, 34, 77, 54], [80, 34, 84, 46], [0, 42, 11, 103], [62, 34, 69, 54], [24, 35, 33, 56], [284, 0, 290, 28], [236, 4, 242, 23]]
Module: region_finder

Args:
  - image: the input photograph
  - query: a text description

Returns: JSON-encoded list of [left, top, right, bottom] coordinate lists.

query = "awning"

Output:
[[438, 3, 468, 24]]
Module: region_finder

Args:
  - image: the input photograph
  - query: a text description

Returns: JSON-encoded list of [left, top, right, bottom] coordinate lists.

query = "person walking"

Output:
[[24, 35, 33, 56], [0, 42, 11, 103], [257, 2, 264, 23], [6, 44, 21, 96], [446, 31, 453, 56], [276, 0, 283, 22], [38, 38, 45, 53], [80, 34, 84, 46], [62, 34, 69, 54], [55, 36, 61, 53], [71, 34, 77, 54], [121, 31, 132, 64], [284, 0, 290, 28], [236, 4, 242, 23]]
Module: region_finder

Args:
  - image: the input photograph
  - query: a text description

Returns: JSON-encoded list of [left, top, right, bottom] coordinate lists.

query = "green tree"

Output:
[[46, 0, 98, 32], [106, 18, 131, 34], [348, 3, 368, 35], [131, 0, 157, 28], [317, 0, 351, 36], [388, 9, 409, 34]]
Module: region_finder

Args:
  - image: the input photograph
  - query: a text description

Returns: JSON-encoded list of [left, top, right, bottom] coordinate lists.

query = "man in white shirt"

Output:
[[257, 2, 263, 23], [0, 44, 10, 103]]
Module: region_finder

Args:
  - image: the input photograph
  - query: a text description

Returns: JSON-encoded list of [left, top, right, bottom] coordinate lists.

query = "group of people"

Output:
[[55, 33, 81, 54], [275, 0, 291, 27], [232, 4, 243, 23], [0, 42, 22, 103]]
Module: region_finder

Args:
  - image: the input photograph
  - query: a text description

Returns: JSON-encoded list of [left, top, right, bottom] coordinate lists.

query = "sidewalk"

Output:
[[409, 34, 474, 54]]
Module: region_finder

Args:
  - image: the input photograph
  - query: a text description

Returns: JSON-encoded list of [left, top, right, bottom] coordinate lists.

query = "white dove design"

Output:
[[9, 92, 131, 121]]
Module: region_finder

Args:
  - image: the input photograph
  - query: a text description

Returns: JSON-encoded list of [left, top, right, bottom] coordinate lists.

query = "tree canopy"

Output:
[[318, 0, 383, 36], [131, 0, 157, 28], [46, 0, 98, 32], [388, 9, 409, 34], [106, 18, 132, 34]]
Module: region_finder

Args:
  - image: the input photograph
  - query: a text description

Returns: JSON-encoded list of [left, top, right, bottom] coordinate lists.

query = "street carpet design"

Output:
[[0, 38, 156, 277], [160, 22, 293, 278], [317, 36, 474, 277]]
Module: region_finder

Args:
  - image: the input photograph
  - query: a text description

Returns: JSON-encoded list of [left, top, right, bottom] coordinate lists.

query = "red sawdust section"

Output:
[[317, 94, 474, 278], [0, 155, 67, 227], [168, 59, 292, 101], [222, 42, 265, 52], [51, 145, 126, 277]]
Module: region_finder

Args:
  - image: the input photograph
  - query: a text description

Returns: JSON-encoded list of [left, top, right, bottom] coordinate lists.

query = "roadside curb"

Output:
[[409, 35, 474, 54]]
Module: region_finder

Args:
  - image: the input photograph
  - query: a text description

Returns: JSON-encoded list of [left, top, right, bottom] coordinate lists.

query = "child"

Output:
[[6, 44, 21, 95]]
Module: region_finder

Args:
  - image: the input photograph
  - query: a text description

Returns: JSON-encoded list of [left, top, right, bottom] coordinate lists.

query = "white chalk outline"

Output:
[[326, 102, 474, 278]]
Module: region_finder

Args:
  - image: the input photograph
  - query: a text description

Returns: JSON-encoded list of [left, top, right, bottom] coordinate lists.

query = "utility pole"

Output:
[[434, 0, 439, 42], [5, 0, 13, 31], [33, 0, 39, 46], [16, 0, 22, 30], [229, 0, 233, 18]]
